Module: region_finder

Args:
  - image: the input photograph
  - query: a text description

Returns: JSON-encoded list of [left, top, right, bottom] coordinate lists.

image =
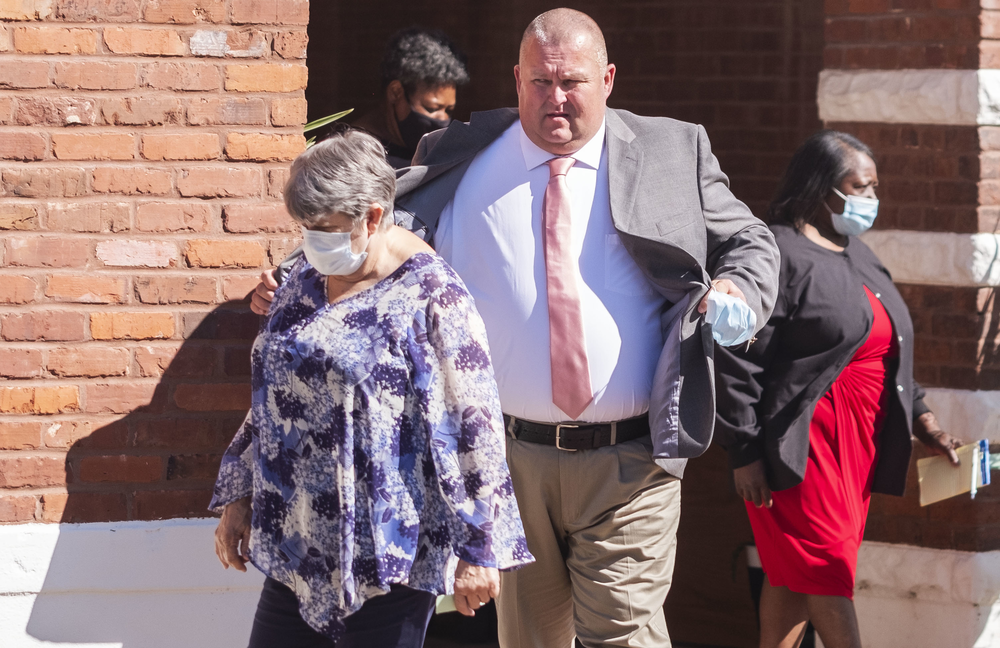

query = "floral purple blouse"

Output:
[[210, 252, 532, 640]]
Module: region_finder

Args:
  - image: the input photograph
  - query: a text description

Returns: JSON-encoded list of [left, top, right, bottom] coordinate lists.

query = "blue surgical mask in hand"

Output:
[[301, 226, 368, 276], [826, 187, 878, 237], [705, 289, 757, 347]]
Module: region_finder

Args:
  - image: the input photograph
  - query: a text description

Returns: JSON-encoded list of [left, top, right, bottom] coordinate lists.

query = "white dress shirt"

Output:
[[434, 120, 667, 423]]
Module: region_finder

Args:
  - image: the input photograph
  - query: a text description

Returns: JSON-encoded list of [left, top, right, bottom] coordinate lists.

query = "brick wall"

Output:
[[0, 0, 308, 524]]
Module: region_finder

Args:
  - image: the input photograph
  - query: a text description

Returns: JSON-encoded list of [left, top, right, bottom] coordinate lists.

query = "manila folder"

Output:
[[917, 443, 980, 507]]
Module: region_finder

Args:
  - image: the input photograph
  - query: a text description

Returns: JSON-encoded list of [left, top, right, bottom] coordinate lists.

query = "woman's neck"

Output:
[[324, 226, 433, 304], [799, 211, 848, 252]]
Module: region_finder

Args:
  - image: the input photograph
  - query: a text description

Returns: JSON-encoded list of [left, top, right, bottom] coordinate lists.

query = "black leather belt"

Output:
[[503, 414, 650, 451]]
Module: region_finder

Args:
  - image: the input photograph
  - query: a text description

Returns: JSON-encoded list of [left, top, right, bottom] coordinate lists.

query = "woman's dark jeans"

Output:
[[247, 577, 437, 648]]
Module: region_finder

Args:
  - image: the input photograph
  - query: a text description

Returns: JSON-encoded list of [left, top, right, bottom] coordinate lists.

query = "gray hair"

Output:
[[284, 130, 395, 228], [521, 8, 608, 69]]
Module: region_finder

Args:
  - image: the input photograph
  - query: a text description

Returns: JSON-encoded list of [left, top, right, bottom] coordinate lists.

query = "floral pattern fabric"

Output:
[[210, 252, 533, 641]]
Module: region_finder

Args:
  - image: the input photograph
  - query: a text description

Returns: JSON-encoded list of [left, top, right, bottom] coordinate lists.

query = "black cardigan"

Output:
[[714, 224, 928, 496]]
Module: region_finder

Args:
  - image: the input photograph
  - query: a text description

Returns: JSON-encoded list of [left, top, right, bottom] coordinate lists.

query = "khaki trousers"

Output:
[[498, 435, 681, 648]]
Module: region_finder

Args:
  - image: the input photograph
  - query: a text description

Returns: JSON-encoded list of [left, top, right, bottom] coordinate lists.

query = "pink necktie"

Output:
[[543, 157, 593, 420]]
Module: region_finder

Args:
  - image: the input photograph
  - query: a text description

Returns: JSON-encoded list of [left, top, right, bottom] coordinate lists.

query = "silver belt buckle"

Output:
[[555, 423, 579, 451]]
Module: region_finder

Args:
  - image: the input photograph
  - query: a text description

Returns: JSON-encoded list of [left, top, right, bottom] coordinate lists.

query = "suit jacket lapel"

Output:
[[606, 109, 644, 235]]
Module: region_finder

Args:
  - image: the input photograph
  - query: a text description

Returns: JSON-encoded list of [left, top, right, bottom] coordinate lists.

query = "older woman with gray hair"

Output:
[[210, 129, 533, 648]]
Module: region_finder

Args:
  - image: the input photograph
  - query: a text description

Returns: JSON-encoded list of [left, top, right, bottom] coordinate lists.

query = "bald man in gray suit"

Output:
[[259, 9, 778, 648]]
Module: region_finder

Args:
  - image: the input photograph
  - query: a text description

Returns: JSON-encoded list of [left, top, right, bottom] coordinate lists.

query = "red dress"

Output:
[[747, 286, 897, 598]]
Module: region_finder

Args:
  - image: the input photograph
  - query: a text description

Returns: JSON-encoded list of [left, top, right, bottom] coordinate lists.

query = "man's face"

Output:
[[514, 35, 615, 155]]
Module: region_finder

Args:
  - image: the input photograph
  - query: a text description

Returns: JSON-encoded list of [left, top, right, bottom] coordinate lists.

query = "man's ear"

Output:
[[514, 65, 522, 97], [386, 80, 405, 104]]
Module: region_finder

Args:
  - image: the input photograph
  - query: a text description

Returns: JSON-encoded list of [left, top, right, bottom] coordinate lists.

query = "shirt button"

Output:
[[897, 384, 904, 392], [875, 292, 882, 299], [897, 335, 903, 342]]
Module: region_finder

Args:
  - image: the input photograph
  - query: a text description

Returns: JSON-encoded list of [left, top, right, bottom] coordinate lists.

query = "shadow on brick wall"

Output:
[[25, 300, 263, 647]]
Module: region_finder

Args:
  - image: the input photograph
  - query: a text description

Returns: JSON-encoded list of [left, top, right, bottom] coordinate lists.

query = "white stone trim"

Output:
[[859, 230, 1000, 287], [0, 518, 263, 648], [854, 542, 1000, 647], [818, 69, 1000, 126], [923, 389, 1000, 444]]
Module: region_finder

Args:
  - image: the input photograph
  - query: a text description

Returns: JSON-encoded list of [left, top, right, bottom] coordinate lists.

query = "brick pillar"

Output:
[[0, 0, 307, 524], [819, 2, 1000, 646]]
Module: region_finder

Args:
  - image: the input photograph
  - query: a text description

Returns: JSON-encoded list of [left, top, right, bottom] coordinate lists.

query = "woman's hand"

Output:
[[215, 496, 252, 571], [453, 559, 500, 617], [913, 412, 962, 466], [733, 459, 772, 508]]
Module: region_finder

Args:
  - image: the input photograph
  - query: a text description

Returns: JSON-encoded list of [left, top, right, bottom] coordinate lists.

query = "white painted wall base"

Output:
[[924, 388, 1000, 444], [860, 230, 1000, 288], [855, 542, 1000, 648], [0, 519, 264, 648]]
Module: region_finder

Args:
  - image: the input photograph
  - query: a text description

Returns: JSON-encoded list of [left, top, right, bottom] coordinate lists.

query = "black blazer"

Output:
[[714, 224, 928, 495]]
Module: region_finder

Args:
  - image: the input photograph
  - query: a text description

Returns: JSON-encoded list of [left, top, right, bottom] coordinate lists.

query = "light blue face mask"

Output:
[[705, 289, 757, 347], [826, 187, 878, 237]]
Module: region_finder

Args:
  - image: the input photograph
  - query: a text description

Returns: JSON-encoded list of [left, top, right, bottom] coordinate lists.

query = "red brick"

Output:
[[0, 0, 54, 20], [167, 453, 222, 481], [6, 237, 90, 267], [186, 97, 267, 125], [136, 276, 217, 304], [223, 274, 262, 300], [0, 61, 49, 89], [984, 11, 1000, 40], [54, 62, 138, 91], [134, 417, 231, 449], [224, 345, 251, 376], [270, 97, 307, 126], [1, 167, 87, 198], [90, 312, 175, 340], [95, 239, 178, 267], [0, 96, 12, 123], [0, 494, 37, 522], [46, 202, 130, 233], [0, 455, 66, 487], [223, 203, 295, 232], [223, 132, 306, 161], [2, 311, 86, 341], [268, 237, 299, 265], [41, 492, 128, 523], [0, 275, 38, 303], [0, 422, 43, 449], [981, 42, 1000, 69], [79, 455, 162, 483], [0, 204, 38, 230], [273, 31, 308, 59], [177, 166, 261, 198], [0, 348, 43, 379], [43, 419, 129, 449], [268, 168, 288, 199], [136, 202, 213, 232], [0, 25, 8, 53], [92, 167, 172, 195], [0, 132, 46, 160], [185, 239, 266, 268], [102, 97, 184, 126], [104, 26, 185, 56], [143, 61, 221, 91], [85, 382, 167, 414], [135, 344, 215, 378], [55, 0, 142, 22], [133, 488, 213, 520], [48, 347, 129, 377], [46, 274, 127, 304], [225, 63, 307, 92], [52, 132, 135, 161], [219, 28, 268, 57], [174, 382, 251, 411], [141, 133, 220, 161], [14, 27, 97, 54], [144, 0, 226, 23], [231, 0, 309, 25], [0, 386, 80, 414]]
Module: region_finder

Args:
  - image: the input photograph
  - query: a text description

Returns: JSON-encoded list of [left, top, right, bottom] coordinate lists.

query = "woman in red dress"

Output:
[[715, 131, 963, 648]]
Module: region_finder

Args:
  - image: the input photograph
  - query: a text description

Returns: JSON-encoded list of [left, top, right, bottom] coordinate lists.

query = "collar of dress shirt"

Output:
[[518, 118, 607, 172]]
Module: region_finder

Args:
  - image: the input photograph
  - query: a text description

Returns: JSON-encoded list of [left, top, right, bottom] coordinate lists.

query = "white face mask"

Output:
[[825, 187, 879, 237], [300, 226, 368, 276]]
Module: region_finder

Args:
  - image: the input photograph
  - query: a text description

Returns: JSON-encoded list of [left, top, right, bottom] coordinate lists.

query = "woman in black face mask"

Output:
[[352, 28, 470, 168]]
